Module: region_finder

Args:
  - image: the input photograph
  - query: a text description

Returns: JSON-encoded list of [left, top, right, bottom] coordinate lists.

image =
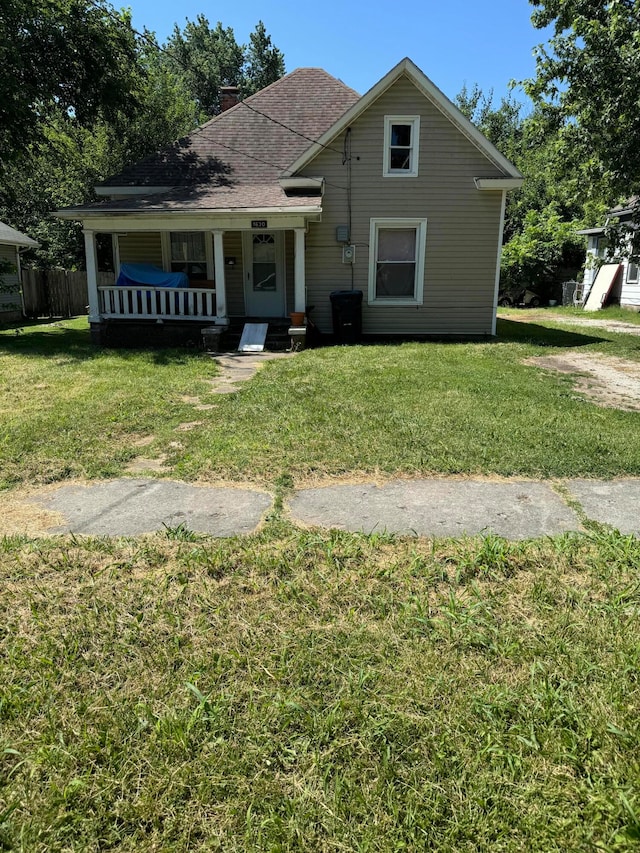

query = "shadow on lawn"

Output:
[[0, 321, 204, 365], [496, 318, 608, 348]]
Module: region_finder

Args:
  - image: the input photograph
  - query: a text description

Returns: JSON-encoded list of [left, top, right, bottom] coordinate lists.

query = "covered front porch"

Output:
[[81, 211, 316, 342]]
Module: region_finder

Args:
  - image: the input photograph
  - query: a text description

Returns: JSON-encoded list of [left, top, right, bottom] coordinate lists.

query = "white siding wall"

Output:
[[300, 76, 506, 336], [583, 237, 640, 308], [620, 257, 640, 308]]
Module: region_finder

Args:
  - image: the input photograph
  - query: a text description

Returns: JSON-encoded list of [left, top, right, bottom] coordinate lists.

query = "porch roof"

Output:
[[57, 183, 323, 218], [57, 68, 359, 219]]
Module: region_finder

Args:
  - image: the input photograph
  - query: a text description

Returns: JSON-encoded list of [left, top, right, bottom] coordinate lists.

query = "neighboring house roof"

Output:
[[610, 196, 639, 218], [0, 221, 39, 247], [577, 197, 640, 236], [58, 58, 522, 219]]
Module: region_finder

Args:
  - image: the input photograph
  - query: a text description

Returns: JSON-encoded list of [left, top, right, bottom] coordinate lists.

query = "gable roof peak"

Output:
[[285, 57, 523, 180]]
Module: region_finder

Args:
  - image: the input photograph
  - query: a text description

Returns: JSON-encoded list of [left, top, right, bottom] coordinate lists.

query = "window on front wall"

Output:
[[368, 218, 427, 305], [383, 116, 420, 177], [170, 232, 209, 281], [628, 260, 639, 283]]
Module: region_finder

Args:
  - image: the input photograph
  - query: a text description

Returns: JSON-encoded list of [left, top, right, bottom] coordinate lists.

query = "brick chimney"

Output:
[[220, 86, 240, 113]]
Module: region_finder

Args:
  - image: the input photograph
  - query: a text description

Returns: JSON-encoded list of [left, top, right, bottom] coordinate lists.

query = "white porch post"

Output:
[[294, 227, 306, 313], [83, 229, 100, 323], [212, 230, 228, 324]]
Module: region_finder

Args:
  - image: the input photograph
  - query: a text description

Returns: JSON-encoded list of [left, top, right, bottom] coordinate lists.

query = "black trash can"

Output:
[[330, 289, 363, 344]]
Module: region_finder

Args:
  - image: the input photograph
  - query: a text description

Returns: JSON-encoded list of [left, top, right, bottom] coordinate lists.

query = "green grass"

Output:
[[0, 318, 219, 489], [1, 526, 639, 851], [1, 314, 640, 489], [501, 304, 640, 325], [2, 318, 639, 849]]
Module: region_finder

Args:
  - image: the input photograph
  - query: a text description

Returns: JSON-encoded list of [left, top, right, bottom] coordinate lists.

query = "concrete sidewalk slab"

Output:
[[289, 479, 580, 539], [34, 478, 272, 536], [566, 479, 640, 534]]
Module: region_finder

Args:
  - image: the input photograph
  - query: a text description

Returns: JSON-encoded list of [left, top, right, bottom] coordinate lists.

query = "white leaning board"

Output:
[[584, 264, 622, 311], [238, 323, 268, 352]]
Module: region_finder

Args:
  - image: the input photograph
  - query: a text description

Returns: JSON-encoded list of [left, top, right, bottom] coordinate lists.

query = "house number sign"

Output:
[[251, 220, 268, 228]]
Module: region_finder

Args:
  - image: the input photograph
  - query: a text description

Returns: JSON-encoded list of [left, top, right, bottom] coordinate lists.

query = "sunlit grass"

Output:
[[1, 314, 639, 491], [1, 526, 639, 850]]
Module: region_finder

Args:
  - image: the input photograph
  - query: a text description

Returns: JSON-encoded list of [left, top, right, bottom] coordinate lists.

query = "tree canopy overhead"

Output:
[[0, 3, 286, 267], [0, 0, 141, 161], [164, 17, 284, 117], [525, 0, 640, 200]]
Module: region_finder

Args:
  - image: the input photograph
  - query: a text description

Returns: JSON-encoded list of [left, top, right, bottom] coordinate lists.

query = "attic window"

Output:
[[383, 116, 420, 177]]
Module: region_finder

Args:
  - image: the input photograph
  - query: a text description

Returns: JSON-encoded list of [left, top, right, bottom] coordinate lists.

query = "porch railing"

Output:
[[99, 285, 217, 321]]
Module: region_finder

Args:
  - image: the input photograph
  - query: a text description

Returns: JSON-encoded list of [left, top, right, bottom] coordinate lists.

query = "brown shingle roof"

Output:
[[73, 184, 324, 213], [100, 68, 360, 191]]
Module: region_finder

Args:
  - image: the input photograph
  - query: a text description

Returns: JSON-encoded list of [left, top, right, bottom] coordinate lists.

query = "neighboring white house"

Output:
[[578, 199, 640, 308], [0, 221, 39, 321]]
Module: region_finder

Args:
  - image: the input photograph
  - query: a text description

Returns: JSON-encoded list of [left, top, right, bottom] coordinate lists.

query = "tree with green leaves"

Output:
[[165, 17, 284, 118], [0, 0, 141, 166], [0, 6, 285, 268], [525, 0, 640, 207], [457, 84, 590, 296], [242, 21, 286, 96]]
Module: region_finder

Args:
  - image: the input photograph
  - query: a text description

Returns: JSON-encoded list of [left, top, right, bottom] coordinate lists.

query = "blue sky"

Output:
[[125, 0, 549, 107]]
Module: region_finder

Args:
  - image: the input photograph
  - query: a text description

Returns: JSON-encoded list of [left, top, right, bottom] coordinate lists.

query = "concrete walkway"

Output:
[[19, 476, 640, 538]]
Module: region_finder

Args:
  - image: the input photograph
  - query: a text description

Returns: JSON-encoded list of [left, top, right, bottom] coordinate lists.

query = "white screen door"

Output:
[[242, 232, 285, 316]]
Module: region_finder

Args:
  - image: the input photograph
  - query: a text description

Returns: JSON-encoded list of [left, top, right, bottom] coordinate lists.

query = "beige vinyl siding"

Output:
[[301, 75, 506, 336], [114, 230, 282, 315], [117, 233, 164, 268], [0, 245, 21, 314], [223, 232, 245, 315]]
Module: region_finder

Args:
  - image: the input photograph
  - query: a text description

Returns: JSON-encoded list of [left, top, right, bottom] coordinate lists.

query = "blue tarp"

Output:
[[116, 263, 188, 289]]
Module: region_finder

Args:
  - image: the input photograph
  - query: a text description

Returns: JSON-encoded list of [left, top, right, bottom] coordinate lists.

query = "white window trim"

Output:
[[368, 218, 427, 306], [627, 259, 639, 283], [383, 115, 420, 178]]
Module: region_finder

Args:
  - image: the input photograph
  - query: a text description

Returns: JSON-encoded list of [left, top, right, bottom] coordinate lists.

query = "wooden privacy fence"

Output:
[[22, 269, 114, 318]]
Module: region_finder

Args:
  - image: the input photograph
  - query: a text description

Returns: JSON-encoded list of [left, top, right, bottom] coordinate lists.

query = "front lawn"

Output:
[[1, 314, 639, 489], [1, 527, 639, 851], [2, 317, 640, 851]]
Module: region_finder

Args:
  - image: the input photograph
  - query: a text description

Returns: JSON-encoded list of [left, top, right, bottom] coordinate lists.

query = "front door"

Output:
[[243, 232, 285, 317]]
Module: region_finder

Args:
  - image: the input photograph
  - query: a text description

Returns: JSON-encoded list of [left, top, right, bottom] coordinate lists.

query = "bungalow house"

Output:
[[0, 221, 39, 322], [578, 198, 639, 309], [56, 58, 523, 345]]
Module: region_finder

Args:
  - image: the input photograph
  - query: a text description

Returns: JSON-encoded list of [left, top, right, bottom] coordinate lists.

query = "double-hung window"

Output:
[[368, 218, 427, 305], [383, 116, 420, 177], [169, 232, 209, 282], [627, 259, 639, 283]]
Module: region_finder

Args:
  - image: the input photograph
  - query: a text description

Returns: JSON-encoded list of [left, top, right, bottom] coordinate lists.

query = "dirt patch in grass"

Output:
[[0, 484, 75, 535], [525, 351, 640, 411], [124, 455, 169, 474], [545, 313, 640, 335], [501, 309, 640, 335]]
